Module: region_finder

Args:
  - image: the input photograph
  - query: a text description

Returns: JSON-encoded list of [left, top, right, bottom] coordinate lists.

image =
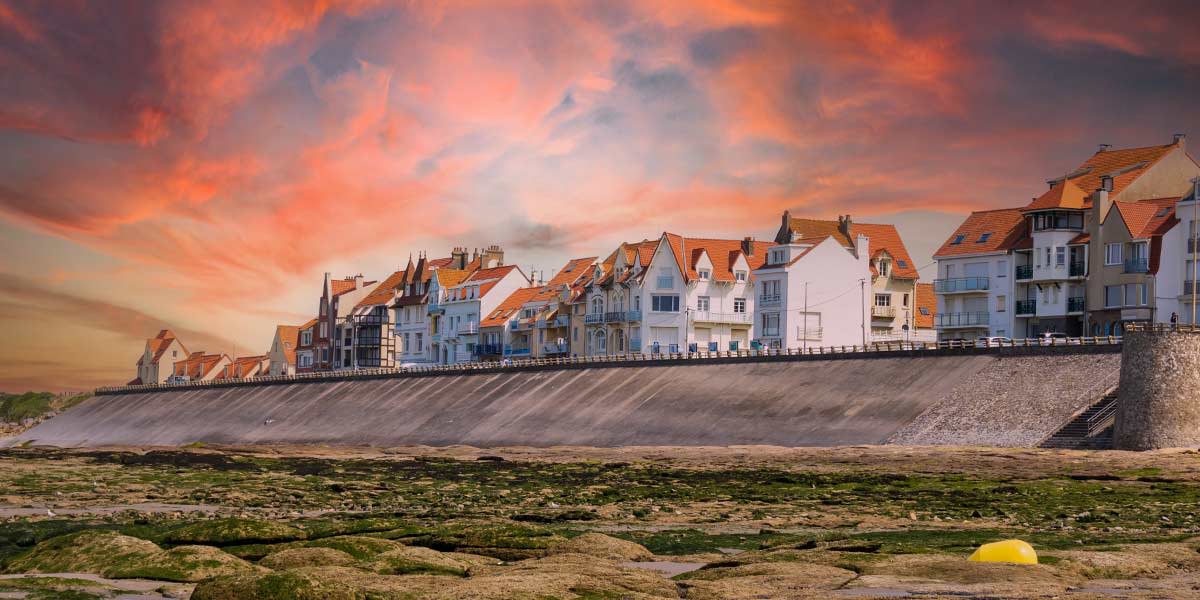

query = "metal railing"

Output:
[[1088, 399, 1118, 438], [1015, 300, 1037, 316], [542, 343, 569, 354], [504, 345, 531, 356], [97, 334, 1125, 395], [691, 310, 752, 324], [935, 312, 989, 328], [585, 313, 604, 324], [1015, 265, 1033, 280], [626, 310, 642, 322], [1069, 261, 1086, 277], [455, 323, 479, 335], [934, 277, 989, 293], [871, 305, 896, 318], [1124, 258, 1149, 273], [604, 311, 626, 323], [1189, 238, 1200, 254], [759, 294, 781, 307], [1067, 297, 1086, 313], [1124, 322, 1200, 333]]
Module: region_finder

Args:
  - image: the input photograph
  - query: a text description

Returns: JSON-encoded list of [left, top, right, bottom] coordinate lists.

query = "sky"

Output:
[[1, 0, 1199, 391]]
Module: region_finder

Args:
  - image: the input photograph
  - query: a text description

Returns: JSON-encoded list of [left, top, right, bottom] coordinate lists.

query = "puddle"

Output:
[[621, 561, 705, 577]]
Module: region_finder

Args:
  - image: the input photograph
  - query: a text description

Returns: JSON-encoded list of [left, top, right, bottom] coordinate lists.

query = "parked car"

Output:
[[167, 375, 191, 384], [1039, 332, 1071, 345], [975, 336, 1013, 348]]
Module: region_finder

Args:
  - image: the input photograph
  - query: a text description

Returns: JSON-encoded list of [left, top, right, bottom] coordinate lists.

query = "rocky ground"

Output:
[[2, 444, 1200, 598]]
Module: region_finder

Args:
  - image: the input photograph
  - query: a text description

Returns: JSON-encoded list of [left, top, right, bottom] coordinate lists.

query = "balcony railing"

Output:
[[585, 313, 604, 324], [476, 343, 503, 356], [542, 343, 569, 355], [504, 345, 530, 356], [691, 310, 752, 324], [1124, 258, 1149, 273], [1067, 297, 1086, 313], [1015, 265, 1033, 280], [1015, 300, 1036, 316], [626, 310, 642, 322], [538, 316, 569, 328], [759, 293, 782, 307], [630, 338, 642, 352], [934, 277, 990, 293], [455, 323, 479, 336], [935, 312, 989, 328], [872, 305, 896, 318], [604, 311, 626, 323], [1069, 261, 1086, 277]]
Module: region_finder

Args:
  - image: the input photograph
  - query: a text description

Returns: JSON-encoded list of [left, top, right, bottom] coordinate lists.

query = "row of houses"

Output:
[[933, 134, 1200, 339], [129, 213, 938, 384]]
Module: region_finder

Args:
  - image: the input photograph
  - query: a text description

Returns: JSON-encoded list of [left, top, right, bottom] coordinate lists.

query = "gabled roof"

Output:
[[1024, 179, 1088, 212], [218, 355, 268, 380], [481, 286, 543, 327], [357, 270, 406, 308], [461, 265, 524, 299], [330, 279, 357, 296], [1027, 140, 1186, 211], [755, 236, 827, 269], [298, 317, 318, 331], [914, 283, 935, 329], [139, 329, 184, 367], [434, 268, 472, 288], [546, 257, 597, 288], [783, 218, 917, 279], [274, 325, 299, 365], [173, 352, 228, 379], [934, 208, 1029, 258], [1112, 197, 1181, 240]]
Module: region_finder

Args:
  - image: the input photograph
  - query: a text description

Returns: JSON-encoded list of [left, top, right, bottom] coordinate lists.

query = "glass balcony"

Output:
[[457, 323, 479, 335], [1124, 258, 1149, 274], [1015, 265, 1033, 280], [1069, 261, 1086, 277], [503, 345, 530, 356], [1015, 300, 1037, 316], [477, 343, 503, 355], [542, 343, 569, 354], [626, 310, 642, 321], [934, 277, 990, 293], [935, 312, 989, 328], [1067, 297, 1085, 313]]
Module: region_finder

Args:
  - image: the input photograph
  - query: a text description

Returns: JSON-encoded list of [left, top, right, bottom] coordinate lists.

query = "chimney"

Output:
[[777, 210, 791, 245], [1098, 143, 1111, 153], [481, 244, 504, 268], [838, 214, 853, 239], [742, 236, 754, 256], [354, 273, 364, 288], [1101, 175, 1114, 193], [451, 246, 467, 270], [1174, 133, 1187, 148]]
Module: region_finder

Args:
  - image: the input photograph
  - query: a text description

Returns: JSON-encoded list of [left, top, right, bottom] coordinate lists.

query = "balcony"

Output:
[[503, 345, 530, 356], [1069, 261, 1086, 277], [935, 312, 989, 329], [542, 342, 569, 355], [872, 305, 896, 318], [1124, 258, 1149, 274], [630, 338, 642, 352], [426, 301, 442, 314], [1015, 265, 1033, 280], [1190, 238, 1200, 253], [1015, 299, 1036, 316], [476, 343, 503, 356], [691, 310, 752, 325], [455, 323, 479, 336], [759, 293, 782, 307], [934, 277, 990, 293], [538, 315, 569, 328], [584, 313, 604, 325], [604, 311, 626, 323], [1067, 297, 1085, 313], [626, 310, 642, 322]]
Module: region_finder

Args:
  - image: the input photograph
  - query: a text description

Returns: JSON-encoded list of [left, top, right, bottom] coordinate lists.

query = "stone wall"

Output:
[[1114, 329, 1200, 450]]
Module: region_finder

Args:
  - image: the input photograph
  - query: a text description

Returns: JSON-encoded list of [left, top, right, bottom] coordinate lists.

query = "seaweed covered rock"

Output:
[[164, 518, 307, 546], [548, 533, 653, 561], [4, 530, 261, 582], [408, 523, 566, 561], [259, 547, 357, 570], [192, 566, 377, 600], [360, 546, 471, 577], [300, 535, 401, 560]]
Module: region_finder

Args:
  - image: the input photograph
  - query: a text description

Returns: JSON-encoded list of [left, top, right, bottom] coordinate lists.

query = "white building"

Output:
[[266, 324, 299, 376], [436, 264, 529, 364], [753, 234, 872, 349], [932, 208, 1026, 340], [1172, 179, 1200, 324]]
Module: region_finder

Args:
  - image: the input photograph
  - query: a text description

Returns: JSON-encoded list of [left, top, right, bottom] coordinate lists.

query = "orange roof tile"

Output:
[[217, 355, 268, 380], [785, 219, 918, 279], [934, 208, 1029, 258], [299, 318, 318, 331], [481, 286, 543, 327], [658, 234, 771, 283], [435, 268, 471, 288], [330, 279, 357, 296], [1024, 179, 1088, 212], [463, 265, 524, 299], [274, 325, 299, 365], [173, 352, 228, 380], [356, 270, 406, 308], [546, 257, 597, 288], [914, 283, 935, 329], [1113, 197, 1181, 239], [1026, 141, 1184, 211]]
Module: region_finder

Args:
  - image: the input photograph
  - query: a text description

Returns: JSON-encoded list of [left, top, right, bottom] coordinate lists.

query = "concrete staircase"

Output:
[[1039, 389, 1118, 449]]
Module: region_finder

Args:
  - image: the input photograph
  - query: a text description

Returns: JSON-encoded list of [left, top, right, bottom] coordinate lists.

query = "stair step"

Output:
[[1039, 391, 1118, 450]]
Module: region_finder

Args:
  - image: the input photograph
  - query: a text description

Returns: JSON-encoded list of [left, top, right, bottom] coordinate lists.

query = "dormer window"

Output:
[[735, 270, 747, 282], [771, 250, 785, 264], [698, 268, 710, 280], [878, 259, 891, 277]]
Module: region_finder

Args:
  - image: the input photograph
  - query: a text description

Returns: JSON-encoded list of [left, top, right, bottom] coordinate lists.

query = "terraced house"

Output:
[[129, 329, 188, 385], [935, 135, 1200, 339], [266, 324, 298, 376], [392, 253, 452, 366], [314, 273, 376, 371]]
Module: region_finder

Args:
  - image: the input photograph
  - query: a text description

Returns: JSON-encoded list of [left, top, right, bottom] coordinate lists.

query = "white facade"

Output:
[[753, 236, 872, 350], [934, 252, 1015, 339], [1157, 182, 1200, 324], [394, 301, 432, 365], [438, 267, 528, 364]]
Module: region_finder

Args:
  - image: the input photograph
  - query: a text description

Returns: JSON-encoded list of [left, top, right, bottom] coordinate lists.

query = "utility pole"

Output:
[[1192, 177, 1200, 327], [860, 278, 867, 347], [802, 281, 809, 352]]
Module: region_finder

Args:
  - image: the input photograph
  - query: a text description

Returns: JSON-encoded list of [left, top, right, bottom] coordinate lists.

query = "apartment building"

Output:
[[583, 240, 657, 355], [344, 269, 406, 369], [315, 273, 376, 371], [392, 253, 452, 366], [479, 286, 543, 360], [295, 318, 317, 372], [130, 329, 189, 385], [932, 208, 1028, 340], [935, 135, 1200, 340], [1173, 180, 1200, 325], [776, 213, 919, 342], [436, 264, 529, 364], [753, 231, 872, 349], [267, 324, 299, 376]]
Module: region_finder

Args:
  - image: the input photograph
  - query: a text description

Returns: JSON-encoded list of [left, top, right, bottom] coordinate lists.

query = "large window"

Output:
[[1055, 247, 1066, 266], [697, 296, 710, 311], [656, 274, 674, 289], [761, 312, 780, 336], [1032, 211, 1084, 231], [874, 294, 891, 307], [651, 295, 680, 312], [1125, 283, 1147, 306], [1104, 285, 1122, 307], [1105, 243, 1122, 265], [761, 280, 781, 299]]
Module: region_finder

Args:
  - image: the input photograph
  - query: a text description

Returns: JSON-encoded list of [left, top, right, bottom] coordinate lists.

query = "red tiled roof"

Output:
[[173, 352, 228, 380], [274, 325, 299, 365], [330, 279, 357, 296], [140, 329, 184, 366], [1026, 141, 1184, 210], [481, 286, 542, 327], [785, 219, 918, 279], [463, 265, 524, 299], [299, 318, 318, 331], [1024, 179, 1088, 212], [217, 355, 268, 380], [546, 257, 597, 288], [934, 208, 1029, 258], [1069, 232, 1090, 244], [356, 270, 406, 308], [914, 283, 935, 329], [1113, 197, 1181, 239], [660, 234, 771, 282]]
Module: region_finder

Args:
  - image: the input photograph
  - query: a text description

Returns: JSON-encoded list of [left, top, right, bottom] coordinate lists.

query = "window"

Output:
[[1105, 285, 1122, 307], [1045, 247, 1051, 267], [698, 268, 710, 280], [697, 296, 710, 311], [301, 330, 312, 345], [1055, 247, 1065, 266], [771, 250, 785, 263], [997, 259, 1007, 277], [402, 334, 410, 352], [1034, 248, 1040, 267], [919, 307, 930, 316], [902, 293, 910, 307], [734, 297, 746, 313], [172, 350, 177, 358], [874, 294, 891, 307], [416, 333, 423, 352], [320, 322, 328, 337], [573, 327, 578, 341], [735, 270, 747, 282], [762, 280, 780, 298], [657, 275, 674, 289], [1105, 243, 1122, 265], [1125, 283, 1147, 306], [897, 260, 908, 269], [591, 298, 603, 314], [977, 232, 991, 243], [761, 312, 780, 336], [652, 295, 680, 312], [951, 234, 965, 245], [878, 260, 890, 277]]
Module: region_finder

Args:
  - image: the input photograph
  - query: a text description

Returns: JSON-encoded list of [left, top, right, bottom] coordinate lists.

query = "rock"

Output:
[[359, 546, 471, 577], [259, 547, 356, 570], [548, 533, 653, 561], [164, 518, 307, 545]]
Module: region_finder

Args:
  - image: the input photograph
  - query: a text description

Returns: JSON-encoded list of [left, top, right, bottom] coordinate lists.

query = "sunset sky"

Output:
[[1, 0, 1199, 391]]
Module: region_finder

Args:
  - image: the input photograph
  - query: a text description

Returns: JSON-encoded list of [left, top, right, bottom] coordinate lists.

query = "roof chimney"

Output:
[[451, 247, 467, 270], [1097, 143, 1111, 153], [742, 236, 754, 256], [1174, 133, 1187, 147], [1101, 175, 1114, 193], [838, 214, 853, 239]]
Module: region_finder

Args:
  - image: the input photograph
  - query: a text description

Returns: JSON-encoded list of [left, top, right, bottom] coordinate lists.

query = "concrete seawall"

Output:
[[13, 347, 1121, 448]]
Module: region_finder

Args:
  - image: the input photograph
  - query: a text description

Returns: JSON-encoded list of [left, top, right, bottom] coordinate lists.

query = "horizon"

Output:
[[2, 0, 1199, 391]]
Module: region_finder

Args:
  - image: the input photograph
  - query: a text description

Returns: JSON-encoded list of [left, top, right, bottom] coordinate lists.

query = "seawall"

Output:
[[13, 346, 1121, 448]]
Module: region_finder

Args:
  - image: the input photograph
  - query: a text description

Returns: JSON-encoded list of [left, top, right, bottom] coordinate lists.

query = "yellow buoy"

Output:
[[968, 539, 1037, 564]]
